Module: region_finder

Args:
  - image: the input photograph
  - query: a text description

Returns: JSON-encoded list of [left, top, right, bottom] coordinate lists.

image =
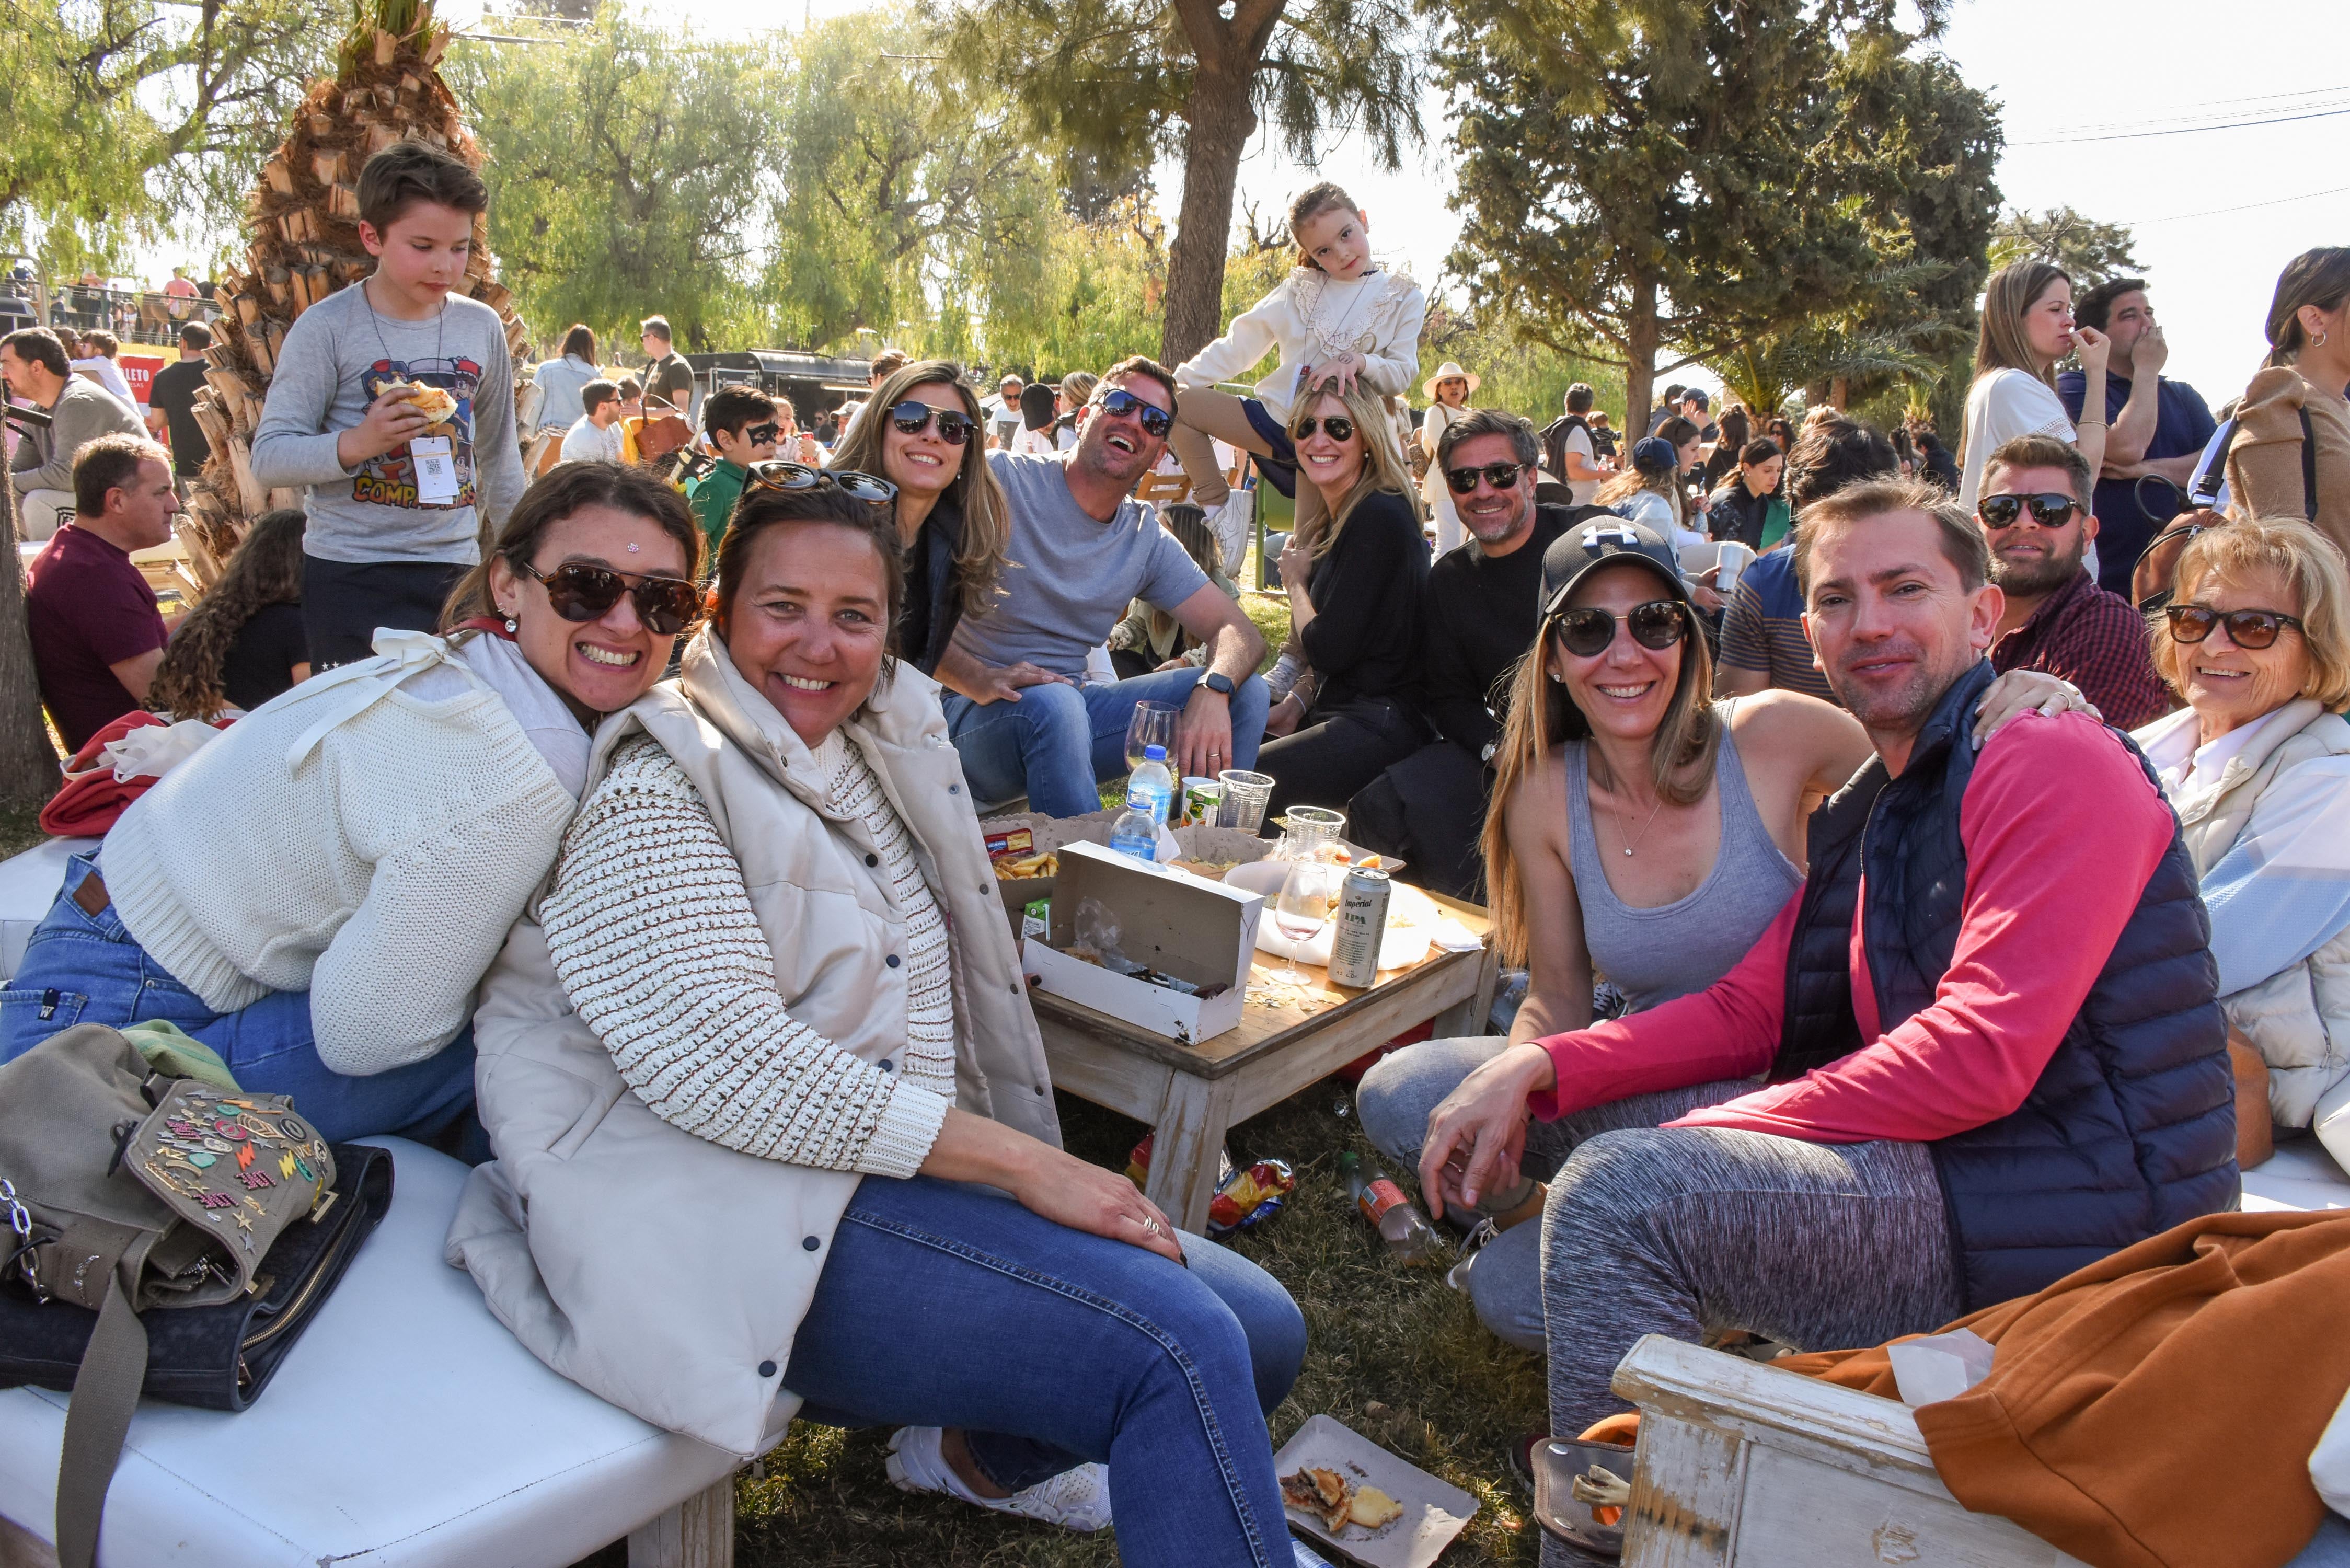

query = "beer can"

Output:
[[1327, 867, 1392, 989]]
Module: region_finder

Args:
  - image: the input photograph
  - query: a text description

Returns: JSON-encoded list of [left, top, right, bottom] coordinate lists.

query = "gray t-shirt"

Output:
[[952, 451, 1209, 679], [250, 280, 526, 567]]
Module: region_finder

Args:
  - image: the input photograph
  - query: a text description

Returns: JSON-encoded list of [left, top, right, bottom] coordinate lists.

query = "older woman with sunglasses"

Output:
[[2134, 515, 2350, 1178], [825, 359, 1014, 683], [0, 463, 701, 1146], [1354, 518, 2084, 1349], [453, 478, 1305, 1562], [1257, 378, 1431, 817]]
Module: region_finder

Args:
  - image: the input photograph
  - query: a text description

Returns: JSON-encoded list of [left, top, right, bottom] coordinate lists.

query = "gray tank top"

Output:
[[1564, 713, 1802, 1012]]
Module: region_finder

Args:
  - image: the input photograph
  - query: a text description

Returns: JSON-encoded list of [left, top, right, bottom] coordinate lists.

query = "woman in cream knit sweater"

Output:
[[0, 463, 701, 1147], [452, 478, 1306, 1563]]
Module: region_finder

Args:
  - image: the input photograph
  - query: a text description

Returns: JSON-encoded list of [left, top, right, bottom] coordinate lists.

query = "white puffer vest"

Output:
[[446, 632, 1056, 1456]]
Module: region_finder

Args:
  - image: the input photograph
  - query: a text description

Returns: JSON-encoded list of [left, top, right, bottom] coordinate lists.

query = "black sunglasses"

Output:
[[888, 401, 976, 445], [1552, 599, 1687, 658], [519, 561, 702, 637], [1977, 492, 2082, 529], [2164, 603, 2306, 651], [1292, 414, 1356, 442], [1093, 387, 1176, 439], [1446, 461, 1529, 495], [743, 460, 899, 506]]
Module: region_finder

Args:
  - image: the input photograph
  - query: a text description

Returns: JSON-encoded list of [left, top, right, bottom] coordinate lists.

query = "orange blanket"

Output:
[[1782, 1210, 2350, 1568]]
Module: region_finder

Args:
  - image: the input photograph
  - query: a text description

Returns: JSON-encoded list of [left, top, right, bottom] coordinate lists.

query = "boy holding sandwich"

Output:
[[252, 141, 527, 668]]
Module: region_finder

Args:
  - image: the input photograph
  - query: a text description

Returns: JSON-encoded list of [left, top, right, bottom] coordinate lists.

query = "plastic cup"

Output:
[[1217, 769, 1275, 834], [1715, 540, 1755, 595]]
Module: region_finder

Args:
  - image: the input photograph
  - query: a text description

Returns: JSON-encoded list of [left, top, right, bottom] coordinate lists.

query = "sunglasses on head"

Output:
[[743, 460, 900, 506], [519, 561, 701, 637], [888, 401, 976, 445], [1292, 414, 1356, 442], [1093, 387, 1176, 439], [2164, 603, 2306, 651], [1446, 461, 1529, 495], [1977, 492, 2082, 529], [1552, 599, 1687, 658]]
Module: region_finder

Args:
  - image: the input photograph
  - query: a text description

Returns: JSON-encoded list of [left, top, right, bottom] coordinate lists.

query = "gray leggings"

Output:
[[1355, 1036, 1962, 1436]]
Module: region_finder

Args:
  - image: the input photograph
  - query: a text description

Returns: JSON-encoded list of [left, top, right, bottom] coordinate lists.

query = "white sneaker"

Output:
[[884, 1425, 1114, 1532], [1211, 491, 1253, 576]]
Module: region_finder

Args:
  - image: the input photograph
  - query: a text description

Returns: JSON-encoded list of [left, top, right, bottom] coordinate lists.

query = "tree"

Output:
[[1438, 0, 1983, 432], [1990, 204, 2142, 289], [934, 0, 1427, 366]]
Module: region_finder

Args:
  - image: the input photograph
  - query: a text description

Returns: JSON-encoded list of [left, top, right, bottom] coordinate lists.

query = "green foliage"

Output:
[[1420, 303, 1628, 425], [0, 0, 339, 266], [1438, 0, 1991, 429], [1990, 204, 2144, 290]]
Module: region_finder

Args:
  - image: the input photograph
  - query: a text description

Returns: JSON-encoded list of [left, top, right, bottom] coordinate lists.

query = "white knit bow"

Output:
[[283, 629, 471, 769]]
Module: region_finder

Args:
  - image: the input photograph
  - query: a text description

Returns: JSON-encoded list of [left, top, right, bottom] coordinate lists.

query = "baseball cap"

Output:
[[1539, 518, 1691, 620], [1629, 435, 1680, 476]]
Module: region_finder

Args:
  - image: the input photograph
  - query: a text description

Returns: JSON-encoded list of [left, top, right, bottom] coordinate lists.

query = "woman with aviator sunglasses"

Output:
[[0, 463, 702, 1150], [2134, 515, 2350, 1178], [826, 359, 1015, 683], [1257, 378, 1432, 817], [1352, 518, 2088, 1350]]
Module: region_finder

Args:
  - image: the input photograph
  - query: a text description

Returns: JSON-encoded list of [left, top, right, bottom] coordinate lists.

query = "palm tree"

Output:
[[178, 0, 526, 581]]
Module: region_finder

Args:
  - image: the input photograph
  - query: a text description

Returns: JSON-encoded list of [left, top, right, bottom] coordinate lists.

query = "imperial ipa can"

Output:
[[1327, 867, 1392, 989]]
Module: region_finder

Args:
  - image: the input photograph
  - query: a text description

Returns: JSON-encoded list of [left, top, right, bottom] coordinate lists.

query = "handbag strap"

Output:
[[52, 1254, 151, 1568]]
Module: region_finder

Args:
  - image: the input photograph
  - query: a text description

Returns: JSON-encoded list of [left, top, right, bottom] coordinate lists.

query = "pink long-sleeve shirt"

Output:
[[1528, 711, 2179, 1143]]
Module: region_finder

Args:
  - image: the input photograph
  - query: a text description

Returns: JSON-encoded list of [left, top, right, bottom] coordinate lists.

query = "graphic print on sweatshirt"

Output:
[[353, 354, 482, 510]]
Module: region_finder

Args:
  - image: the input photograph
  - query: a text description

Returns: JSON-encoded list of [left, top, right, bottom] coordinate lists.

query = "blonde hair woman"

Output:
[[2135, 515, 2350, 1176], [1258, 376, 1432, 816], [827, 359, 1014, 684], [1959, 260, 2113, 509], [1419, 360, 1479, 552]]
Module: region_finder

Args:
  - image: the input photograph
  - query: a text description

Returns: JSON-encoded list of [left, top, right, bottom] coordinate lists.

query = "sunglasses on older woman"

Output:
[[517, 561, 703, 637], [2163, 603, 2306, 650], [743, 460, 900, 505]]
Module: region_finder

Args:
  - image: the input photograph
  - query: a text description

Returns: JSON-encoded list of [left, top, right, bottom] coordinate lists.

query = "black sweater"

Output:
[[1297, 489, 1428, 712], [1419, 503, 1595, 758]]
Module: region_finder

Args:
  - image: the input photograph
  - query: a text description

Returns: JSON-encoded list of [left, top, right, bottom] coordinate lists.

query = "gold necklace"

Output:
[[1592, 753, 1667, 857]]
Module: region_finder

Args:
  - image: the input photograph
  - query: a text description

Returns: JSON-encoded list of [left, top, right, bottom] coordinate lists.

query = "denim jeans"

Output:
[[941, 664, 1271, 817], [0, 853, 480, 1149], [786, 1173, 1305, 1568]]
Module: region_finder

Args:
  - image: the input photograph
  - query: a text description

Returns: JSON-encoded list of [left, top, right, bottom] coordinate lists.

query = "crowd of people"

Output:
[[6, 133, 2350, 1567]]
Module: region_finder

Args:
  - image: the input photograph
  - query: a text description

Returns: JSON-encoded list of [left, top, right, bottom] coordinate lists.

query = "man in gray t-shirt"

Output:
[[940, 360, 1269, 816]]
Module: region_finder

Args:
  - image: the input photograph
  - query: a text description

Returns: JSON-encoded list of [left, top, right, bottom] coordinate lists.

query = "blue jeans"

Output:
[[786, 1173, 1305, 1568], [0, 853, 480, 1148], [942, 665, 1270, 817]]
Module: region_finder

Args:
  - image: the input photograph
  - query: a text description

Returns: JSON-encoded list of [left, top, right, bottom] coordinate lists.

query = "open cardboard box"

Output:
[[987, 808, 1274, 933], [1020, 841, 1265, 1044]]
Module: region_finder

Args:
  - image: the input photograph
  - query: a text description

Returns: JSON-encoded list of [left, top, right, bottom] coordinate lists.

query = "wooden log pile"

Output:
[[180, 12, 529, 589]]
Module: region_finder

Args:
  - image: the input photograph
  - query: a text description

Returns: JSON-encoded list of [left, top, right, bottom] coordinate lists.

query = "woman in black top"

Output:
[[1258, 379, 1430, 817], [825, 360, 1012, 682], [148, 508, 311, 719]]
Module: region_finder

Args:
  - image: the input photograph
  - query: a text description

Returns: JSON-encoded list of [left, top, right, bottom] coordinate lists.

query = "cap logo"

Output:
[[1585, 525, 1640, 557]]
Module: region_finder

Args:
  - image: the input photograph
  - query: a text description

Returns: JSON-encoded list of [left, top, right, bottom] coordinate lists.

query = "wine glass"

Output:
[[1124, 701, 1180, 776], [1269, 858, 1332, 986]]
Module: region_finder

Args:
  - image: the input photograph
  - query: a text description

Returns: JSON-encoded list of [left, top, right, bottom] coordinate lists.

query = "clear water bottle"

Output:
[[1339, 1151, 1444, 1265], [1129, 744, 1176, 826], [1108, 797, 1160, 864]]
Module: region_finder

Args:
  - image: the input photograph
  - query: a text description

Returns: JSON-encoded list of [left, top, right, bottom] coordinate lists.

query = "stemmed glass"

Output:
[[1269, 858, 1333, 986], [1124, 701, 1180, 776]]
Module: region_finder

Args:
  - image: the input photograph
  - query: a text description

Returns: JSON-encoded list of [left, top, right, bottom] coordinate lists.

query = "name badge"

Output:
[[410, 435, 458, 503]]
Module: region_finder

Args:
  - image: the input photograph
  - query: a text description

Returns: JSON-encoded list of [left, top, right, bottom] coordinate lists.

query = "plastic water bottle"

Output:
[[1108, 798, 1159, 864], [1128, 744, 1176, 826], [1339, 1151, 1444, 1266]]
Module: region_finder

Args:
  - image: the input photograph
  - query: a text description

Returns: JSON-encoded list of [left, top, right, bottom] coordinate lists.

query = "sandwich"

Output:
[[372, 376, 459, 427]]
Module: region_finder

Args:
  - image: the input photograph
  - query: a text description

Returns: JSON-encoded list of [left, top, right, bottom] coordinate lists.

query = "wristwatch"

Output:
[[1201, 671, 1236, 697]]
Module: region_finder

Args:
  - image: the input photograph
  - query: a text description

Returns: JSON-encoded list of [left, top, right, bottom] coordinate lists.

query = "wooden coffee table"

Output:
[[1029, 892, 1499, 1232]]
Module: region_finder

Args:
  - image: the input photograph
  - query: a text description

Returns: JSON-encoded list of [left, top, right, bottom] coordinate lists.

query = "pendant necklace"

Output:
[[1595, 753, 1666, 857]]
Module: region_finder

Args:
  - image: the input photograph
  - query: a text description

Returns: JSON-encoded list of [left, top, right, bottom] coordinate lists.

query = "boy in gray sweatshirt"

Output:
[[251, 141, 526, 667]]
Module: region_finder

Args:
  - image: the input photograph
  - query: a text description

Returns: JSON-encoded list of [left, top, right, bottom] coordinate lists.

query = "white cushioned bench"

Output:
[[0, 1137, 739, 1567]]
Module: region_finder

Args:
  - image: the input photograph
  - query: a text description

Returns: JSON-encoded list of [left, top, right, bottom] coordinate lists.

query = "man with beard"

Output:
[[1349, 409, 1604, 898], [1978, 435, 2171, 729], [942, 356, 1269, 815], [1408, 477, 2234, 1450]]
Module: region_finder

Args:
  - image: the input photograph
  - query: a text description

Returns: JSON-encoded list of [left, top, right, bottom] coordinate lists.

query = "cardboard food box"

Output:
[[986, 809, 1273, 932], [1274, 1414, 1479, 1568], [1020, 841, 1264, 1044]]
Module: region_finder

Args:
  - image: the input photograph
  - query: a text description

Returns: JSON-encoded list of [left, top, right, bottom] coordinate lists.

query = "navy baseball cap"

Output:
[[1538, 518, 1691, 620]]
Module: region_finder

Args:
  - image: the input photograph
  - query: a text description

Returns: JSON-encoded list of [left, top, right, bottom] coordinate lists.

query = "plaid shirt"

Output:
[[1989, 569, 2174, 730]]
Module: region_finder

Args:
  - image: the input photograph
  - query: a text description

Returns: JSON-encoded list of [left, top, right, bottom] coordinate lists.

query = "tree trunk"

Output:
[[1159, 60, 1259, 368], [1829, 375, 1850, 411], [1624, 276, 1660, 437], [0, 483, 61, 809]]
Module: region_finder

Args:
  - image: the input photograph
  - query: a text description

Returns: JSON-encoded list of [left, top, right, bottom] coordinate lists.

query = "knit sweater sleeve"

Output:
[[538, 737, 951, 1177]]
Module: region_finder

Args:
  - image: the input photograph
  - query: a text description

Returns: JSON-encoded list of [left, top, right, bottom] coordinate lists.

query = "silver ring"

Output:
[[1139, 1216, 1164, 1236]]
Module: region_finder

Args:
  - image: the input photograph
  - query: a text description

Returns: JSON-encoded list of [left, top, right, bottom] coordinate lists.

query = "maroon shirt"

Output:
[[1988, 568, 2173, 731], [26, 523, 168, 751]]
